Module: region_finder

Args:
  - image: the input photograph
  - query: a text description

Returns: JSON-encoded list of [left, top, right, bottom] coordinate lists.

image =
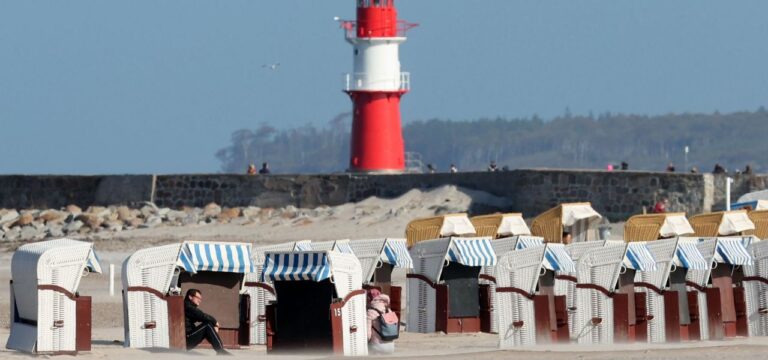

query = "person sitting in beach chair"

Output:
[[185, 289, 231, 355], [367, 288, 397, 354]]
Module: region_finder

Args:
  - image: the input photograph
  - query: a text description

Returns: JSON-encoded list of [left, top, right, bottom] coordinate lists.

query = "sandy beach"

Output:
[[1, 186, 763, 359]]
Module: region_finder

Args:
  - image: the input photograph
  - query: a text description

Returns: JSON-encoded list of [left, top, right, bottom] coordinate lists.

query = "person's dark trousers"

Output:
[[186, 323, 226, 353]]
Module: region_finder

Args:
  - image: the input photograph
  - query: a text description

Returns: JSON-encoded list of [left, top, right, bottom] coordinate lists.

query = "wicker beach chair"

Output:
[[531, 203, 601, 243], [470, 213, 531, 239], [689, 210, 755, 237], [405, 213, 476, 247], [747, 210, 768, 240], [624, 213, 694, 242]]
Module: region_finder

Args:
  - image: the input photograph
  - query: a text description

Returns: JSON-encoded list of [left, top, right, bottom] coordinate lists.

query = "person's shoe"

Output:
[[216, 349, 234, 356]]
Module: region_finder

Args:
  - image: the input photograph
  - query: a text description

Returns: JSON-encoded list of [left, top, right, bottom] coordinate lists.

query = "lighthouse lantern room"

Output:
[[340, 0, 417, 173]]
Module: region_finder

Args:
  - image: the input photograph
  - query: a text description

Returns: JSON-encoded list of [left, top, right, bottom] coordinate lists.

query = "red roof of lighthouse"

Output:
[[356, 0, 398, 37]]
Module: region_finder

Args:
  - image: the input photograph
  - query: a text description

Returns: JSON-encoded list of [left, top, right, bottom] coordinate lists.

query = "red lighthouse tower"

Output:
[[340, 0, 416, 173]]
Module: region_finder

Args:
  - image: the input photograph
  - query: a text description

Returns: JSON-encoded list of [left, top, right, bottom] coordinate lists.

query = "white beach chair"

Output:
[[496, 246, 547, 348], [348, 238, 413, 321], [122, 241, 255, 349], [406, 237, 497, 334], [261, 250, 368, 356], [744, 239, 768, 336], [7, 239, 102, 354]]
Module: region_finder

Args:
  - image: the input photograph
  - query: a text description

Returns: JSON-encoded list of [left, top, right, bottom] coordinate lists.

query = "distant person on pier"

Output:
[[488, 161, 498, 172], [666, 163, 676, 172], [690, 166, 699, 174], [713, 163, 726, 174], [427, 164, 436, 174], [653, 198, 669, 213], [247, 164, 257, 175], [449, 164, 458, 173], [259, 162, 271, 175], [621, 161, 629, 170], [744, 165, 753, 175]]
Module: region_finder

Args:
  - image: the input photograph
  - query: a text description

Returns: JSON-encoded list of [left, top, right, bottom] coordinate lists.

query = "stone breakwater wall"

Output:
[[0, 171, 765, 221]]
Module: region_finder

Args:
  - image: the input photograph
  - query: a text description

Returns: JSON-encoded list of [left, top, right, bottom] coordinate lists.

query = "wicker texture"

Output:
[[633, 238, 678, 343], [744, 240, 768, 336], [557, 241, 605, 338], [470, 214, 505, 238], [481, 236, 523, 333], [122, 244, 182, 348], [406, 239, 453, 333], [682, 237, 717, 340], [624, 214, 669, 242], [496, 247, 546, 348], [326, 252, 367, 356], [531, 206, 562, 243], [405, 216, 446, 247], [689, 213, 725, 237], [573, 243, 626, 344], [748, 210, 768, 240], [8, 239, 97, 353]]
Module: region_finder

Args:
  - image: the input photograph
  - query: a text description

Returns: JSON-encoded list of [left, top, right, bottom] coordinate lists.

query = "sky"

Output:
[[1, 1, 767, 174]]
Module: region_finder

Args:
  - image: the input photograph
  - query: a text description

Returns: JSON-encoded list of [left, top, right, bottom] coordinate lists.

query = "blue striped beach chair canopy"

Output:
[[180, 241, 256, 274], [673, 241, 709, 270], [624, 243, 657, 271], [713, 237, 753, 266], [446, 237, 497, 267], [515, 237, 576, 272], [730, 200, 768, 211], [261, 251, 333, 282], [380, 238, 413, 269]]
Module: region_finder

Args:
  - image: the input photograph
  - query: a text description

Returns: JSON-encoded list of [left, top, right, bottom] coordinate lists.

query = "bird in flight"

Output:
[[262, 63, 280, 71]]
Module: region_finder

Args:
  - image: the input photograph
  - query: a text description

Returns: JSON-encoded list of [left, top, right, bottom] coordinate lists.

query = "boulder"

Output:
[[183, 213, 200, 225], [125, 217, 144, 228], [4, 227, 21, 241], [0, 209, 19, 223], [76, 213, 103, 229], [140, 215, 163, 229], [63, 220, 84, 233], [203, 203, 222, 217], [166, 210, 187, 223], [20, 226, 42, 241], [103, 220, 124, 232], [38, 209, 67, 224], [47, 225, 65, 238], [140, 205, 157, 218], [242, 206, 261, 218], [65, 204, 82, 215], [12, 213, 35, 228], [116, 206, 134, 221], [218, 207, 242, 221]]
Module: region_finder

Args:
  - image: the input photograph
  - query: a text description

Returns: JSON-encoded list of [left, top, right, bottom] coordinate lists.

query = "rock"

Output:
[[76, 213, 102, 229], [47, 225, 64, 238], [0, 209, 19, 223], [165, 210, 187, 223], [218, 207, 241, 221], [12, 213, 35, 228], [4, 227, 21, 241], [38, 209, 67, 224], [0, 229, 4, 240], [139, 215, 163, 228], [203, 203, 222, 217], [65, 205, 82, 216], [63, 220, 84, 233], [140, 205, 157, 218], [183, 213, 199, 225], [242, 206, 261, 218], [85, 206, 108, 216], [125, 218, 144, 228], [116, 206, 134, 221], [20, 225, 41, 241], [158, 208, 171, 217], [103, 220, 124, 232]]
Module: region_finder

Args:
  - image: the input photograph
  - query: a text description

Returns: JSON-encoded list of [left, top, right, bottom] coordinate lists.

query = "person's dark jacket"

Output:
[[185, 298, 218, 334]]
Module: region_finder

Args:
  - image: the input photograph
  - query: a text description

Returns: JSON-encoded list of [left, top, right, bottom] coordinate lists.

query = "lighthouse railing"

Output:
[[343, 72, 410, 92], [341, 20, 417, 40]]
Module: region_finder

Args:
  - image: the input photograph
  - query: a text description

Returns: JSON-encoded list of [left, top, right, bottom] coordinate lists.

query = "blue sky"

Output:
[[2, 1, 767, 174]]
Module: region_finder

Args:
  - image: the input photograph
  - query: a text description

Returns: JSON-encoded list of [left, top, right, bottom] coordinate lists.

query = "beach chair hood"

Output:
[[659, 214, 695, 237], [497, 214, 531, 236], [562, 203, 602, 226], [719, 211, 755, 235]]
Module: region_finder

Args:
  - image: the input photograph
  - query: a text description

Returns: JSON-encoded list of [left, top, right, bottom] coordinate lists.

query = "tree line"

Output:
[[215, 108, 768, 174]]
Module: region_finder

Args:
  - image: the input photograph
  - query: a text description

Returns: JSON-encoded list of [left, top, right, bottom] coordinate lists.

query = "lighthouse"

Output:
[[340, 0, 416, 173]]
